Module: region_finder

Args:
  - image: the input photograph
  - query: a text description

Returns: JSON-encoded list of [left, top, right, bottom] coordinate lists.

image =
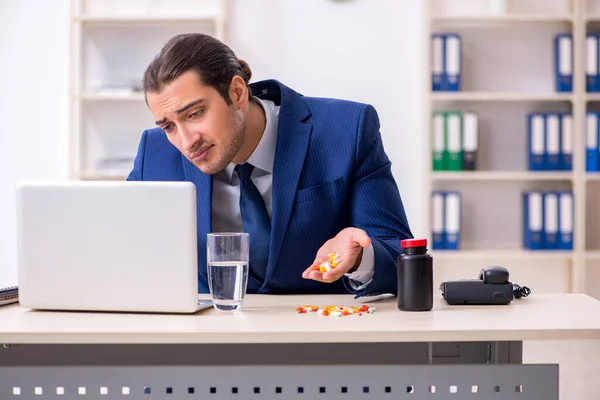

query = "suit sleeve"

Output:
[[126, 130, 149, 181], [342, 104, 414, 298]]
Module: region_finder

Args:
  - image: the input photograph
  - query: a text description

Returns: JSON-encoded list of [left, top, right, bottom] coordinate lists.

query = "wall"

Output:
[[0, 1, 71, 284], [227, 0, 427, 237], [0, 0, 426, 283]]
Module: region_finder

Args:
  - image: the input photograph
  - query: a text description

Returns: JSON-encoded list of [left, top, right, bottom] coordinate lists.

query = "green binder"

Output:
[[445, 111, 463, 171], [432, 111, 446, 171]]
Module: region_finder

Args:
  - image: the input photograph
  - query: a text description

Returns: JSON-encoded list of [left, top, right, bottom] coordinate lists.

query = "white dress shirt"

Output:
[[211, 97, 374, 289]]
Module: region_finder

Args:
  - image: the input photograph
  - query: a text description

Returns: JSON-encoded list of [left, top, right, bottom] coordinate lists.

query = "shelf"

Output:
[[585, 93, 600, 102], [586, 251, 600, 260], [430, 92, 573, 102], [432, 171, 574, 181], [426, 0, 598, 309], [432, 14, 573, 23], [77, 92, 145, 101], [73, 15, 220, 24], [432, 249, 573, 260], [80, 174, 127, 181], [586, 173, 600, 181]]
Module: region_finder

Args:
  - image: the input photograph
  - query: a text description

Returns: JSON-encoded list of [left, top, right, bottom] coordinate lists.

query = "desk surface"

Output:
[[1, 294, 600, 344]]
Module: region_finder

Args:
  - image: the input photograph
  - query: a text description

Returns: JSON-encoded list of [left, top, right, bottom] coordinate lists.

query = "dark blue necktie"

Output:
[[235, 163, 270, 282]]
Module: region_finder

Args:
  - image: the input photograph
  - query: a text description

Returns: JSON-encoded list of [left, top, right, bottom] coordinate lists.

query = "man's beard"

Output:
[[192, 108, 245, 175]]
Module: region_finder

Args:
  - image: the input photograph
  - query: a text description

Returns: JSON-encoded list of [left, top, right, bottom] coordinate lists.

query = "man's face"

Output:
[[146, 71, 246, 175]]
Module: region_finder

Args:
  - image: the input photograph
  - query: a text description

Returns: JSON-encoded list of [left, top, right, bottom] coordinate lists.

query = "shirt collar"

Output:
[[219, 96, 279, 184]]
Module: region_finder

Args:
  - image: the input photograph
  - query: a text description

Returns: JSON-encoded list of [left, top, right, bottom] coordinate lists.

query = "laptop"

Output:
[[15, 180, 212, 314]]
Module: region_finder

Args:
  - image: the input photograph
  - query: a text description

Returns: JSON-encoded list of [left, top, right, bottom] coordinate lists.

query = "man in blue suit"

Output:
[[128, 33, 413, 297]]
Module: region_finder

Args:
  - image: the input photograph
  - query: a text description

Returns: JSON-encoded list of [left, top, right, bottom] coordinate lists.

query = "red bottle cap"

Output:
[[401, 238, 428, 248]]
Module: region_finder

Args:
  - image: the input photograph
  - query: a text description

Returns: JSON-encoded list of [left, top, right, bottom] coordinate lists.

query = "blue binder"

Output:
[[559, 113, 573, 171], [554, 34, 573, 92], [557, 191, 574, 250], [543, 191, 559, 249], [431, 34, 444, 91], [586, 111, 600, 172], [443, 34, 461, 91], [443, 191, 461, 250], [545, 113, 561, 171], [431, 191, 446, 250], [528, 113, 546, 170], [523, 191, 544, 250]]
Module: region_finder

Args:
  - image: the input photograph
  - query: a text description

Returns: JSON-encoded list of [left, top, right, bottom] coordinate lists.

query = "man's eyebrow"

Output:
[[154, 99, 206, 126], [177, 99, 205, 114]]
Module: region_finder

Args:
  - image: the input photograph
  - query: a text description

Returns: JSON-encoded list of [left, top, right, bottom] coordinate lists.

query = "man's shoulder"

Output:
[[142, 126, 169, 141], [252, 79, 374, 120], [137, 127, 183, 169], [141, 127, 178, 152], [301, 96, 379, 135], [303, 95, 371, 115]]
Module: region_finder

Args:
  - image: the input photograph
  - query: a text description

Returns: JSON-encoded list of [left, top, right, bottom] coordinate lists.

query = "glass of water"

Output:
[[206, 233, 249, 312]]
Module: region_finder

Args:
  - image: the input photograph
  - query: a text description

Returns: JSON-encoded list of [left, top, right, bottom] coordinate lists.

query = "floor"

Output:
[[524, 340, 600, 399]]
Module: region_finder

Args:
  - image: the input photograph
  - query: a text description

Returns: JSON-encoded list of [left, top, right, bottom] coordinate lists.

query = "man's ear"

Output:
[[229, 75, 248, 110]]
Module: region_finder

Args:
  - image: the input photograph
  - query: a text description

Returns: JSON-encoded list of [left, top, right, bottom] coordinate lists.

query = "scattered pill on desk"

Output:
[[295, 304, 375, 316], [295, 306, 319, 313]]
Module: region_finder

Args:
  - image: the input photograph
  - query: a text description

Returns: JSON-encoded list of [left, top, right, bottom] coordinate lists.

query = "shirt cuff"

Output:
[[344, 244, 374, 290]]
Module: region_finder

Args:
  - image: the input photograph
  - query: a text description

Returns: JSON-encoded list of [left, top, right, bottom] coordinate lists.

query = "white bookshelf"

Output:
[[433, 249, 573, 260], [432, 171, 574, 181], [430, 92, 574, 101], [432, 15, 575, 23], [423, 0, 600, 298], [68, 0, 227, 180]]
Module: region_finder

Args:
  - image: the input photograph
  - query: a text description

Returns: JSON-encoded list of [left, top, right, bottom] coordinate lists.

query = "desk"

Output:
[[1, 294, 600, 399]]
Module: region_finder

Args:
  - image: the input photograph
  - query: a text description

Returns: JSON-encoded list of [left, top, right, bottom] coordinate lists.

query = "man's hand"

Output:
[[302, 228, 371, 283]]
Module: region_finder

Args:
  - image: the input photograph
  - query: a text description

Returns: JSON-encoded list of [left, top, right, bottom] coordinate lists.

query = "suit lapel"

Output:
[[259, 83, 313, 288], [177, 80, 313, 291], [182, 156, 212, 286]]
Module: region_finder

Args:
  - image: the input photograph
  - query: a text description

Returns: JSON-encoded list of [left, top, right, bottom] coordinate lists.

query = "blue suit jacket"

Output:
[[127, 79, 413, 297]]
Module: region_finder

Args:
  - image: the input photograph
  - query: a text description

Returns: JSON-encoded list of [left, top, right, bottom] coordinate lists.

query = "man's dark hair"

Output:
[[142, 33, 253, 104]]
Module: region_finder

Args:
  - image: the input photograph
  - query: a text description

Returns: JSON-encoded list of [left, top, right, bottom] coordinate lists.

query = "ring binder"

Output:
[[0, 285, 18, 306]]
